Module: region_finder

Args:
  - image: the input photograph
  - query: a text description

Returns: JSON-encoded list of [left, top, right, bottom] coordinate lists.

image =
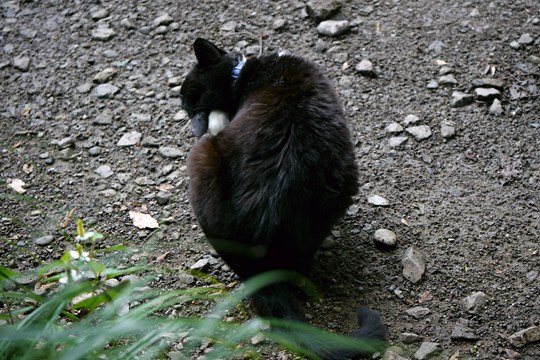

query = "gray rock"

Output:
[[403, 114, 420, 125], [414, 342, 442, 360], [474, 87, 500, 102], [272, 18, 287, 30], [400, 332, 423, 344], [317, 20, 350, 37], [168, 76, 182, 87], [439, 74, 458, 86], [426, 80, 438, 89], [406, 306, 430, 319], [509, 326, 540, 348], [440, 120, 456, 139], [450, 91, 474, 107], [526, 270, 538, 282], [91, 84, 119, 98], [489, 98, 503, 116], [93, 67, 117, 83], [461, 291, 488, 314], [385, 122, 404, 133], [355, 59, 376, 77], [159, 146, 184, 158], [95, 164, 114, 178], [471, 78, 506, 90], [117, 131, 141, 147], [190, 258, 210, 271], [153, 14, 173, 27], [451, 320, 479, 341], [439, 66, 453, 75], [91, 8, 109, 20], [120, 18, 137, 29], [57, 136, 75, 149], [130, 113, 152, 122], [406, 125, 432, 141], [154, 25, 168, 35], [93, 111, 113, 125], [88, 146, 102, 156], [91, 27, 116, 41], [77, 82, 93, 94], [517, 33, 534, 45], [509, 40, 520, 49], [141, 135, 160, 147], [13, 56, 30, 71], [305, 0, 342, 21], [382, 349, 408, 360], [134, 177, 155, 186], [34, 235, 54, 246], [156, 191, 172, 206], [389, 136, 408, 149], [367, 194, 389, 206], [402, 246, 425, 284], [374, 229, 397, 247]]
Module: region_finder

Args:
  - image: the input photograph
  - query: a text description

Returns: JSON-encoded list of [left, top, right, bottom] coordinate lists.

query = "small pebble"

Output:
[[117, 131, 142, 147], [406, 125, 432, 141], [317, 20, 350, 37], [402, 246, 425, 284], [389, 136, 408, 149], [440, 120, 456, 139], [367, 194, 389, 206], [373, 228, 397, 247], [406, 306, 430, 319], [385, 122, 404, 134], [474, 87, 501, 102], [450, 91, 474, 108], [34, 235, 54, 246], [158, 146, 184, 158], [489, 98, 503, 116], [403, 114, 420, 125], [439, 74, 458, 86], [91, 27, 116, 41]]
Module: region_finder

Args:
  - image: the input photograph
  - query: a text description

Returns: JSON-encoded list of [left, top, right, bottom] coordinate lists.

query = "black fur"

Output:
[[182, 38, 386, 359]]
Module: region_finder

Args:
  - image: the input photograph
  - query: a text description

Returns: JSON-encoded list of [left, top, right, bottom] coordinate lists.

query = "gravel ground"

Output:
[[1, 0, 539, 359]]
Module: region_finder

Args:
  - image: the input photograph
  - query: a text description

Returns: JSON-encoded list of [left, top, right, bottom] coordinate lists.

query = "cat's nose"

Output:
[[190, 112, 208, 137]]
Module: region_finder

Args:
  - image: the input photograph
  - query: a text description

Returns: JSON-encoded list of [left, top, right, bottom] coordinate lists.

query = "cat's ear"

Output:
[[193, 38, 226, 67]]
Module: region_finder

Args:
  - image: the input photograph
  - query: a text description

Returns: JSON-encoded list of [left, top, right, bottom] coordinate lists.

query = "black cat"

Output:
[[181, 38, 386, 359]]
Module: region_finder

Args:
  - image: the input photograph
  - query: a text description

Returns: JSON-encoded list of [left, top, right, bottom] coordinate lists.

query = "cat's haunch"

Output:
[[182, 38, 386, 359]]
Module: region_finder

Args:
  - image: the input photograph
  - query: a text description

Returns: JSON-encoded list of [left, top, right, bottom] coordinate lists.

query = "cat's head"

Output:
[[181, 38, 243, 137]]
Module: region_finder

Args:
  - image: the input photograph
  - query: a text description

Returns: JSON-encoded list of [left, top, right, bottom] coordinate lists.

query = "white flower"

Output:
[[75, 231, 96, 243], [70, 269, 83, 282], [59, 276, 68, 284], [69, 250, 80, 260], [80, 251, 90, 262]]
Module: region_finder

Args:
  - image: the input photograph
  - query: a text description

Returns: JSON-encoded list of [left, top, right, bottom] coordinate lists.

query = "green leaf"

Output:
[[0, 266, 18, 281], [103, 266, 146, 279], [86, 260, 106, 275], [72, 281, 131, 312], [96, 244, 127, 253]]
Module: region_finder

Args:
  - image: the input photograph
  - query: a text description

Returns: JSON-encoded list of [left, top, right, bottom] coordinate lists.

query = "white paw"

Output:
[[208, 110, 230, 136]]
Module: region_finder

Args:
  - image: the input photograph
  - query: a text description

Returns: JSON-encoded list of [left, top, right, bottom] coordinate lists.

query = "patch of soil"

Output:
[[1, 0, 539, 359]]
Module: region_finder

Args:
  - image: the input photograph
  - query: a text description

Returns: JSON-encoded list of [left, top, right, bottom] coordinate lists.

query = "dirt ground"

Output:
[[1, 0, 539, 359]]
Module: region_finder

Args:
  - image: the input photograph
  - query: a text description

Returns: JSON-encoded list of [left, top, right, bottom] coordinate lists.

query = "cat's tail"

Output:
[[251, 284, 386, 360]]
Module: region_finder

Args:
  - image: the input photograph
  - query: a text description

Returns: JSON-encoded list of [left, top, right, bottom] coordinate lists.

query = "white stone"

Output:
[[367, 194, 389, 206], [317, 20, 350, 37], [406, 125, 432, 141], [374, 229, 397, 247], [117, 131, 142, 147]]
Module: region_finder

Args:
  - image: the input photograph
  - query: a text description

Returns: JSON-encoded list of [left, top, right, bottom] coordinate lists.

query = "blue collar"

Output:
[[232, 60, 246, 80]]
